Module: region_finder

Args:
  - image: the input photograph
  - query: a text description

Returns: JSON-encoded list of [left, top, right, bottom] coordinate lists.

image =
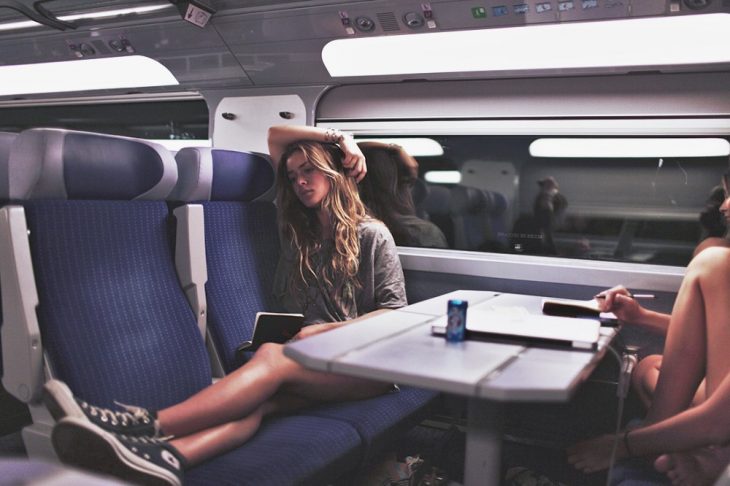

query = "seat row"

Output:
[[415, 180, 509, 252], [0, 128, 437, 485]]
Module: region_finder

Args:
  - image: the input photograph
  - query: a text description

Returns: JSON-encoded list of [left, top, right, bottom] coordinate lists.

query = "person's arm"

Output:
[[568, 369, 730, 472], [267, 125, 367, 182], [596, 285, 670, 334]]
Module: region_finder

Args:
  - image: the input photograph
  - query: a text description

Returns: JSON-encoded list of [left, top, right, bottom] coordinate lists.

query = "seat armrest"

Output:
[[0, 206, 44, 403], [173, 204, 224, 377], [173, 204, 208, 339]]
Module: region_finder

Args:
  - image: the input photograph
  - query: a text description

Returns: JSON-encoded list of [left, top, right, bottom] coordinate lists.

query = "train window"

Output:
[[354, 134, 730, 267], [0, 99, 209, 151]]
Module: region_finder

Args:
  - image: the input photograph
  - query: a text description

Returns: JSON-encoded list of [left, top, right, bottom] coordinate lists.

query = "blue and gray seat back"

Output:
[[450, 186, 508, 251], [0, 131, 18, 377], [0, 131, 18, 200], [173, 147, 279, 372], [421, 184, 454, 247], [5, 128, 211, 409]]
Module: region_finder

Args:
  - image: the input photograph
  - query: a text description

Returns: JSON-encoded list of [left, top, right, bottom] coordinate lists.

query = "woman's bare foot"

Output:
[[654, 446, 730, 486]]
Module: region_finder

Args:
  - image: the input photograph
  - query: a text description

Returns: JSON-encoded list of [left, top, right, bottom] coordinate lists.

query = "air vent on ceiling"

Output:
[[376, 12, 400, 31]]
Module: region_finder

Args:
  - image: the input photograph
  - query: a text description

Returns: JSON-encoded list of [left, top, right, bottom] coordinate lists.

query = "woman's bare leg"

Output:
[[157, 342, 390, 438], [632, 355, 705, 410], [646, 248, 730, 483], [644, 249, 724, 424], [170, 405, 267, 466]]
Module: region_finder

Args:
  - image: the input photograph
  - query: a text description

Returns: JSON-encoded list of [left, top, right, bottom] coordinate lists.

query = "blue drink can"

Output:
[[446, 299, 468, 342]]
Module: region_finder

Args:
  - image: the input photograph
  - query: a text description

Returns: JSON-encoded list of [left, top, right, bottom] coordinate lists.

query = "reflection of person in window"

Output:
[[358, 141, 448, 249], [533, 176, 568, 255], [693, 185, 730, 257]]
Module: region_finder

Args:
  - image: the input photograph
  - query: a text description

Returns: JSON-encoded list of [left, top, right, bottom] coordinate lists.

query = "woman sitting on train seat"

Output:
[[357, 141, 448, 249], [567, 177, 730, 484], [44, 125, 406, 486]]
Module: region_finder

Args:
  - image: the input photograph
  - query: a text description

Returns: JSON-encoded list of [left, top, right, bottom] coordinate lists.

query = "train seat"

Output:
[[420, 184, 454, 247], [450, 186, 508, 251], [0, 131, 17, 200], [0, 131, 18, 377], [411, 177, 430, 219], [171, 146, 279, 374], [0, 128, 208, 455], [173, 146, 439, 470], [0, 130, 361, 485]]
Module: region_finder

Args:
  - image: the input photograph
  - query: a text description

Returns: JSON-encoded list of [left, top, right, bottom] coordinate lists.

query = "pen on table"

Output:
[[594, 293, 656, 300]]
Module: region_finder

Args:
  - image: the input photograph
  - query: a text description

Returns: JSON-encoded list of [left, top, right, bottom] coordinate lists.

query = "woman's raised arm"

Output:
[[267, 125, 367, 181]]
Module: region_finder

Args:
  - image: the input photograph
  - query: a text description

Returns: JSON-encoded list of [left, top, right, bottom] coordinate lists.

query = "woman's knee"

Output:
[[254, 342, 284, 362], [252, 342, 299, 374], [632, 355, 662, 389]]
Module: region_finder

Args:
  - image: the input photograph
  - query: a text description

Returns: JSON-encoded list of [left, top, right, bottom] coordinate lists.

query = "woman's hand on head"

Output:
[[340, 136, 367, 182], [595, 285, 644, 324]]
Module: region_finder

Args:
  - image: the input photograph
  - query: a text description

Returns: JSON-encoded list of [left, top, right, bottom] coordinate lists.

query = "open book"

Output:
[[236, 312, 305, 358], [541, 297, 617, 321]]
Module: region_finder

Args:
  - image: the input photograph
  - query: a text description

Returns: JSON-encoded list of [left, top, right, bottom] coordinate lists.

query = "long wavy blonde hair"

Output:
[[276, 141, 368, 304]]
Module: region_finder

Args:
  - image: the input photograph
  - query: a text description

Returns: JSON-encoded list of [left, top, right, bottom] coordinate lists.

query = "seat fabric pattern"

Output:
[[185, 414, 361, 486], [302, 387, 438, 465], [24, 200, 212, 410], [202, 201, 281, 372]]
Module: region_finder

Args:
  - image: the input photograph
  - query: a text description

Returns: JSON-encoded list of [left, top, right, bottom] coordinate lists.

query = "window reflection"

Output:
[[358, 135, 729, 267]]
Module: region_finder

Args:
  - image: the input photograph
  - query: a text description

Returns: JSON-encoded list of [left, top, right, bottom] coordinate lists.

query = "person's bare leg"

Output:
[[170, 405, 267, 466], [649, 248, 730, 483], [692, 249, 730, 399], [632, 355, 662, 409], [157, 343, 391, 438], [632, 355, 705, 410], [643, 249, 721, 424]]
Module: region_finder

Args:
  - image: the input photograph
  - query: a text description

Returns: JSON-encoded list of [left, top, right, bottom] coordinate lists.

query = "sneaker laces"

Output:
[[121, 434, 174, 445], [82, 400, 152, 427]]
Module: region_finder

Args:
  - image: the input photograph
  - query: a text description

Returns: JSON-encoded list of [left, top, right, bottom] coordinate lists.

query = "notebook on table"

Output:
[[430, 306, 601, 349], [541, 297, 618, 326]]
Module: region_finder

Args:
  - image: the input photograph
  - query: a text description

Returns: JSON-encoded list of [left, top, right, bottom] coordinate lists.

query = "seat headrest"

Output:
[[171, 147, 274, 202], [488, 191, 507, 214], [450, 186, 490, 214], [411, 178, 429, 207], [422, 185, 452, 215], [7, 128, 176, 200], [0, 131, 18, 200]]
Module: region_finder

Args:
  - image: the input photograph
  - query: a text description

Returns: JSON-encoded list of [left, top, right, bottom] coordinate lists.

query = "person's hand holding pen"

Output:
[[593, 285, 654, 324]]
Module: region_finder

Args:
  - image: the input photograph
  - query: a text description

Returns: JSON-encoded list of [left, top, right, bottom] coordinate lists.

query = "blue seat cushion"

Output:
[[25, 200, 212, 410], [185, 415, 362, 486], [303, 386, 439, 465], [202, 201, 281, 371]]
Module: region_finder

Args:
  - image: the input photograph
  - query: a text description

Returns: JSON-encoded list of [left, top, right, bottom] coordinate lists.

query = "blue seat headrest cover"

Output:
[[8, 128, 176, 200], [172, 147, 274, 202]]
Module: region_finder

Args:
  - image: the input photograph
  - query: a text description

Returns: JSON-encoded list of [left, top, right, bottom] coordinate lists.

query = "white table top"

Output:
[[285, 290, 616, 402]]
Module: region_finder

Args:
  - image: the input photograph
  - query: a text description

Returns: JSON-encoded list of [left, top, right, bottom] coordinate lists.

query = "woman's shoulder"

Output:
[[358, 218, 395, 242]]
